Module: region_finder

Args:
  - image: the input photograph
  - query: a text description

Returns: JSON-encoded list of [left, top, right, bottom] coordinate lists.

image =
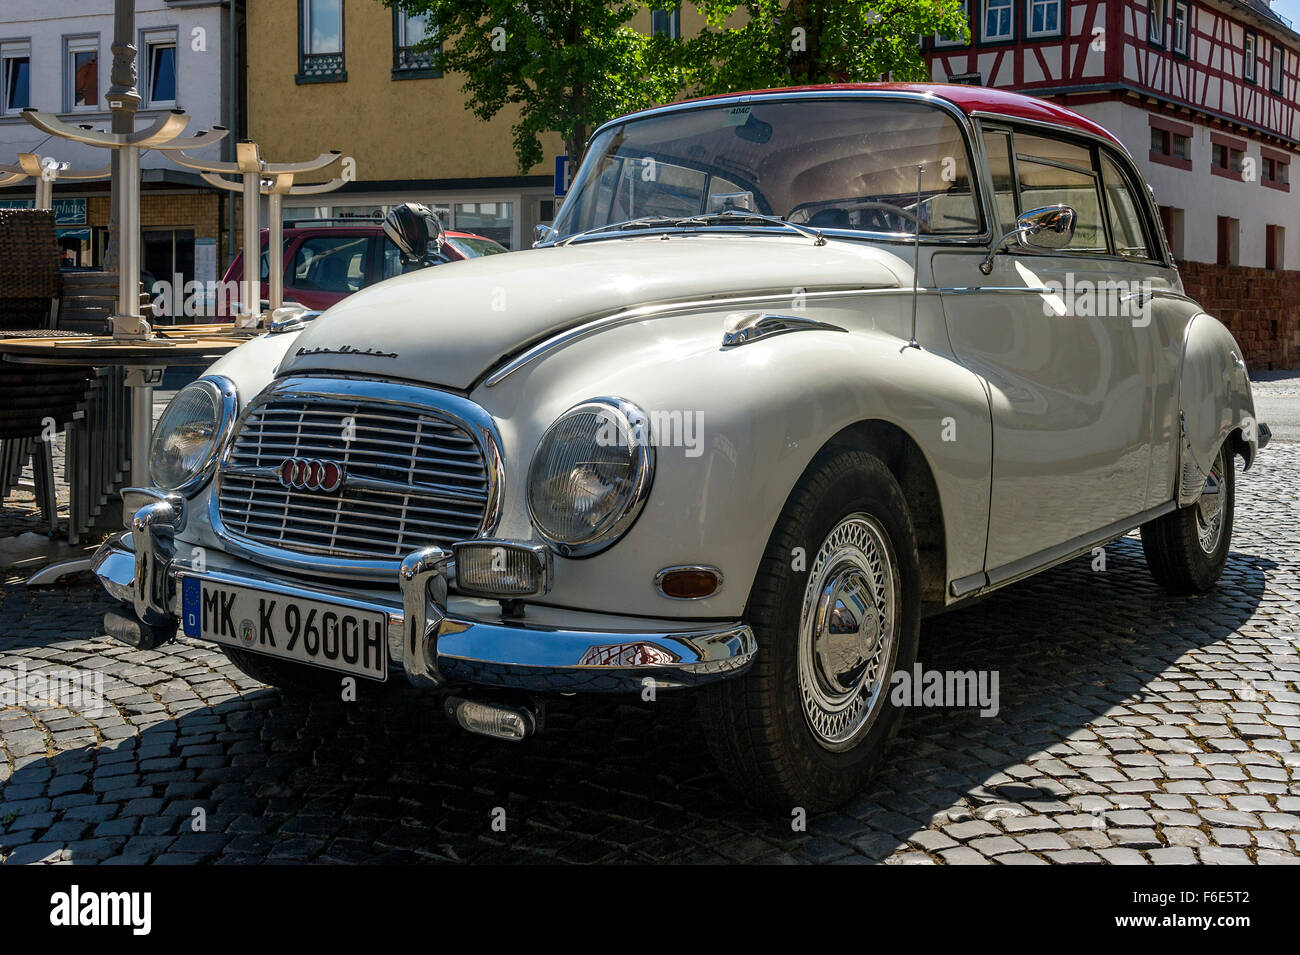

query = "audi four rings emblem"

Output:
[[278, 458, 344, 492]]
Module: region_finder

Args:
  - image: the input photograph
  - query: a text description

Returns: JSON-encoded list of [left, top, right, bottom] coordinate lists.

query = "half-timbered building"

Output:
[[926, 0, 1300, 366]]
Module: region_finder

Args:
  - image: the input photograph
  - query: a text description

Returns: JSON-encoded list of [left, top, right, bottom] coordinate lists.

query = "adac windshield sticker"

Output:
[[722, 105, 752, 126]]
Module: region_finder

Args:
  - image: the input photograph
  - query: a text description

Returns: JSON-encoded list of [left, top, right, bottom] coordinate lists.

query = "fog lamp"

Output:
[[452, 539, 552, 598]]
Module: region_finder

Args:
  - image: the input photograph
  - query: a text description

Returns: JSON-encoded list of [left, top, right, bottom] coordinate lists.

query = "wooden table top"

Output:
[[0, 331, 246, 366]]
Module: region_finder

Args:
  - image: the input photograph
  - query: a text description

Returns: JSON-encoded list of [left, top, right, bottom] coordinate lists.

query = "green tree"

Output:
[[386, 1, 685, 172], [677, 0, 970, 95]]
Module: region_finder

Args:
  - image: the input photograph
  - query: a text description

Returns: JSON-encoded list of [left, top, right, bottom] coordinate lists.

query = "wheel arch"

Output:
[[815, 419, 949, 609], [1177, 313, 1259, 506]]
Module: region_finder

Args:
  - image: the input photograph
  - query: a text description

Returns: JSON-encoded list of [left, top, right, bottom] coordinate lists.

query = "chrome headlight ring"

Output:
[[526, 396, 656, 558], [148, 375, 238, 496]]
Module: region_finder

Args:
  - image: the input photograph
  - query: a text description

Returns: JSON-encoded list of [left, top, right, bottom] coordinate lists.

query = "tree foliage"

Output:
[[677, 1, 970, 95], [386, 1, 683, 171]]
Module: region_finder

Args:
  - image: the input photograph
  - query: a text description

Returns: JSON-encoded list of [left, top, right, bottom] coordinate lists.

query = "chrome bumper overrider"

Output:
[[92, 507, 756, 693]]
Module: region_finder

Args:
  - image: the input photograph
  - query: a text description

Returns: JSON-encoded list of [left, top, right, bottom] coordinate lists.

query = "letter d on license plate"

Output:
[[181, 577, 389, 681]]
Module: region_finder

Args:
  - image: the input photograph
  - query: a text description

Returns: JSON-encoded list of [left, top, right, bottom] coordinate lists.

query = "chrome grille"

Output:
[[216, 386, 493, 565]]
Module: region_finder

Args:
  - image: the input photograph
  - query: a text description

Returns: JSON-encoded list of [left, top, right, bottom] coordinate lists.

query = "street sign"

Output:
[[554, 155, 570, 198]]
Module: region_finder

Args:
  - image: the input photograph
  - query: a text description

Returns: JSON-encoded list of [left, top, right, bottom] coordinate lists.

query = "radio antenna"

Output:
[[907, 164, 923, 350]]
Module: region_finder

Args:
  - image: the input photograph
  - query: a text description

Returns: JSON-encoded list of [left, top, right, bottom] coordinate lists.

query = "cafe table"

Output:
[[0, 330, 247, 584]]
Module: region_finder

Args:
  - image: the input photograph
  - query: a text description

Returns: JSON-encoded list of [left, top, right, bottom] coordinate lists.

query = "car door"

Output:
[[934, 123, 1173, 577]]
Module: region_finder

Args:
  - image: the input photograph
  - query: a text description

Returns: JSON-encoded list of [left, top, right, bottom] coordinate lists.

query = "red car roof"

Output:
[[649, 82, 1124, 148]]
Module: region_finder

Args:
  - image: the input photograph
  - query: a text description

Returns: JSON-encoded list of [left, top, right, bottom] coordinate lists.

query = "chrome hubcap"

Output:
[[797, 514, 899, 751], [1196, 450, 1226, 555]]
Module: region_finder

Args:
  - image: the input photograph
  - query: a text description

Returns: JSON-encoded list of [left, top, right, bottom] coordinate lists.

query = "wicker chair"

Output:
[[0, 209, 94, 534]]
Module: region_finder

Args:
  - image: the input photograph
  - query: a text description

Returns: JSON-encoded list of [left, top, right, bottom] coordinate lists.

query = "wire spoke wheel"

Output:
[[1195, 448, 1226, 556], [797, 513, 900, 752]]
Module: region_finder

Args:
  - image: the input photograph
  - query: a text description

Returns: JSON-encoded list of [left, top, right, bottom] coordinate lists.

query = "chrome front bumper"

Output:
[[92, 508, 756, 694]]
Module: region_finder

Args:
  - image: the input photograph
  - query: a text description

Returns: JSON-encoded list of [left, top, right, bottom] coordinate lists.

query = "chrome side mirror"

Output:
[[980, 205, 1077, 274]]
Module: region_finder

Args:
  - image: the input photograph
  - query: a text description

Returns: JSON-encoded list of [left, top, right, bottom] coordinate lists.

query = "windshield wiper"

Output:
[[558, 216, 681, 246], [674, 210, 827, 246]]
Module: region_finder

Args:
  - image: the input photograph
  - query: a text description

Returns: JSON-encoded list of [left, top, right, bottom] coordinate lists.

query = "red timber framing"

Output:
[[925, 0, 1300, 149]]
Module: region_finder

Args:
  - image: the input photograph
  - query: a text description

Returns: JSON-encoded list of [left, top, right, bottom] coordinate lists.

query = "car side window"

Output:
[[982, 129, 1018, 236], [382, 238, 404, 279], [1099, 151, 1156, 259], [291, 235, 367, 293], [1010, 133, 1107, 253]]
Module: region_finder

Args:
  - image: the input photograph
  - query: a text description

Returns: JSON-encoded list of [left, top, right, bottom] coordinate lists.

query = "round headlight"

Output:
[[148, 377, 236, 494], [527, 397, 655, 557]]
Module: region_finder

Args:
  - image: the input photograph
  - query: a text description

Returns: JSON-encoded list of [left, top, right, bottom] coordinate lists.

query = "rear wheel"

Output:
[[1140, 442, 1234, 593], [700, 449, 921, 811]]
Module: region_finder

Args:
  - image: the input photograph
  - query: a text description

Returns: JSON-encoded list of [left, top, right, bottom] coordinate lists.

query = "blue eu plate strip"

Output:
[[181, 577, 201, 637]]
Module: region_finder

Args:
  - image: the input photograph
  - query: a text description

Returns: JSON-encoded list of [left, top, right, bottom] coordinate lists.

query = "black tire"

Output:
[[1140, 441, 1234, 593], [221, 645, 346, 695], [700, 448, 922, 811]]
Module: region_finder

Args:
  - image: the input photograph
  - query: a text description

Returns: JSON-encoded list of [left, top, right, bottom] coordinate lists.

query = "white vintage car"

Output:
[[94, 84, 1269, 809]]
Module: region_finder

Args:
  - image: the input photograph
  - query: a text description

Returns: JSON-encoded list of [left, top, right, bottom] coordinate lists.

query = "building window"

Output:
[[298, 0, 346, 84], [393, 10, 437, 77], [0, 40, 29, 114], [1150, 121, 1192, 169], [1172, 1, 1190, 56], [1211, 135, 1245, 180], [651, 8, 681, 39], [935, 0, 971, 47], [1244, 31, 1257, 83], [1148, 0, 1166, 46], [65, 35, 99, 110], [1266, 224, 1284, 270], [142, 30, 177, 107], [1217, 215, 1239, 266], [1027, 0, 1062, 38], [1262, 151, 1291, 191], [984, 0, 1014, 41], [1271, 44, 1284, 94]]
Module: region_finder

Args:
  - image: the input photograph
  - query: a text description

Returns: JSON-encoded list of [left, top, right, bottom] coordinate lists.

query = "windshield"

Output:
[[552, 98, 983, 241]]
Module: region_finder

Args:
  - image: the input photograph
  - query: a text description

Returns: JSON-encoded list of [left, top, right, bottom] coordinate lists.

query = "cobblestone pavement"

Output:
[[0, 444, 1297, 865]]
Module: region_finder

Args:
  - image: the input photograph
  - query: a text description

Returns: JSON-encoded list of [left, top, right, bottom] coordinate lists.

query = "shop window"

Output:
[[454, 201, 514, 250]]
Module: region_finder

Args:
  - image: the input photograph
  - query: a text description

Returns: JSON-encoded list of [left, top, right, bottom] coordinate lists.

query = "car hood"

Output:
[[278, 233, 906, 389]]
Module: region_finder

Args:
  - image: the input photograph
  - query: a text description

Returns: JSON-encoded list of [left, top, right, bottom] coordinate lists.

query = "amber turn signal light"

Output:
[[655, 565, 723, 599]]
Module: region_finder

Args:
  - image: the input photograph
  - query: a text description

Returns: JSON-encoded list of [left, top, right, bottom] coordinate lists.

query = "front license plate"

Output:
[[180, 577, 389, 681]]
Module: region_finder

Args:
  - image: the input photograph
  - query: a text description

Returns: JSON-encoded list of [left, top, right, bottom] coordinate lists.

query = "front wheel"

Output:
[[1140, 442, 1235, 593], [700, 449, 921, 811]]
